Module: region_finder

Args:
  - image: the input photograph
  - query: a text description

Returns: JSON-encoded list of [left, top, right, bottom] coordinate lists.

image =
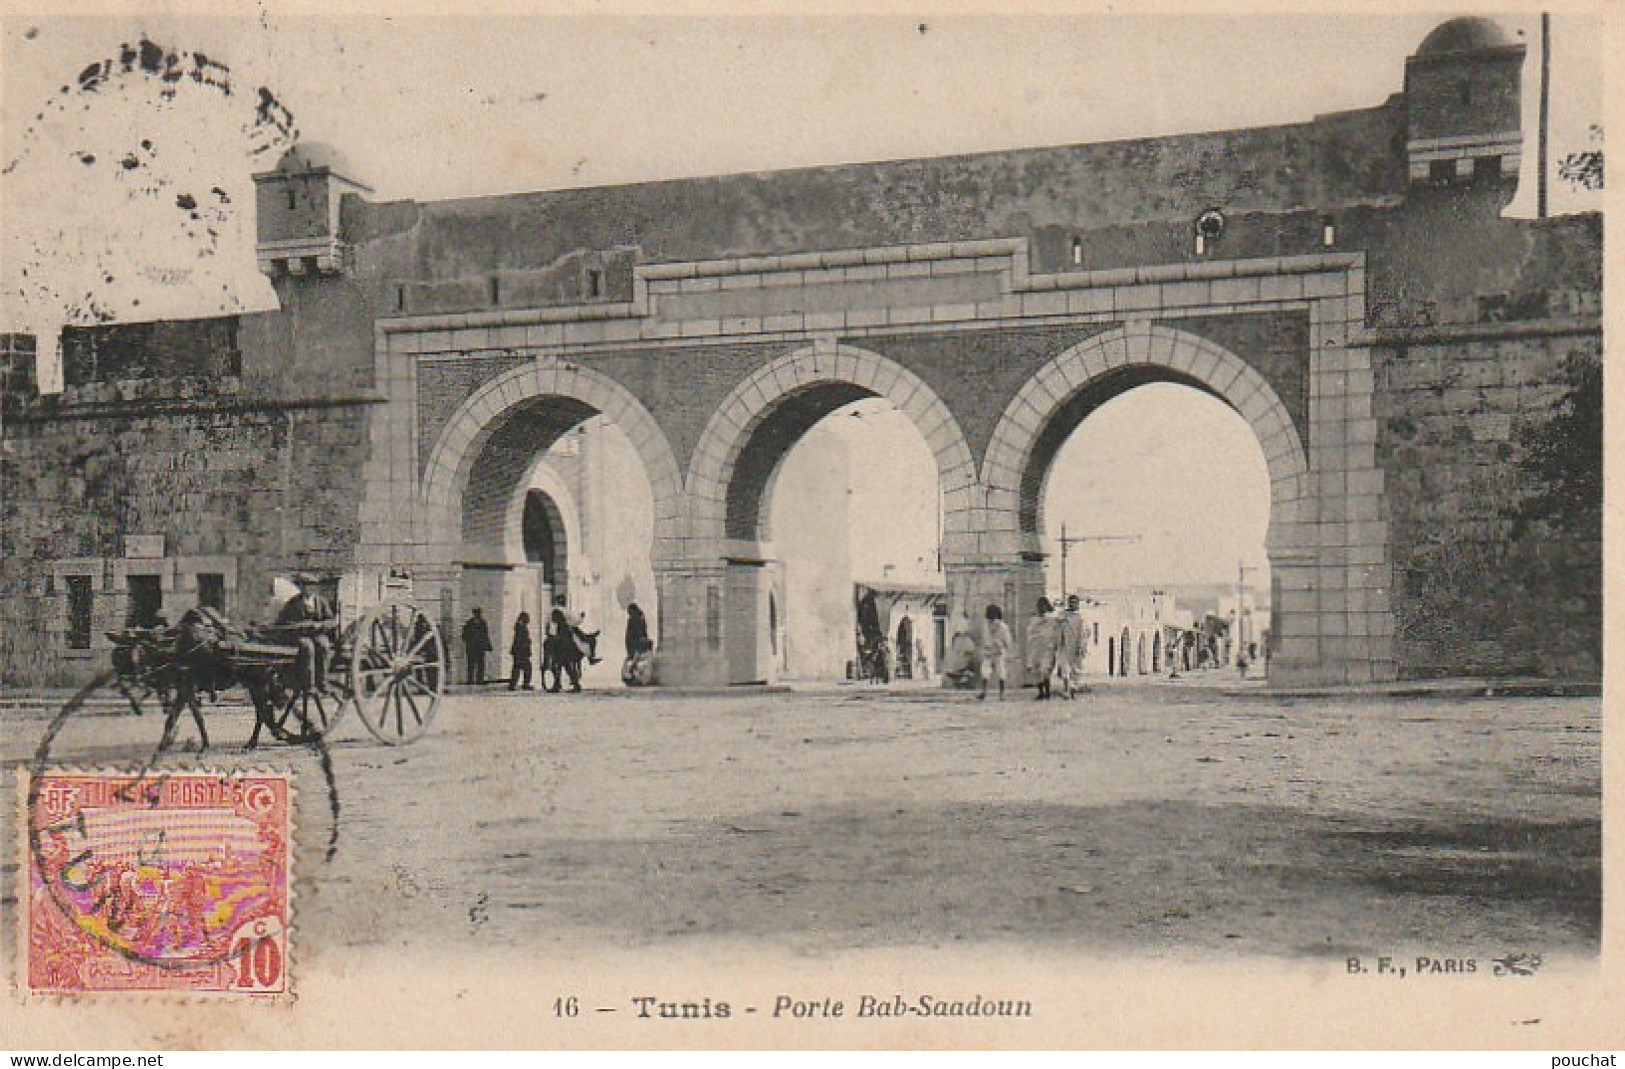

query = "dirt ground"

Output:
[[1, 681, 1599, 965]]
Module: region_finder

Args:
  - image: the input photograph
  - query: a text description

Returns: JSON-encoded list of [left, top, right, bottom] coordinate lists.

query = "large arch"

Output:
[[972, 321, 1316, 684], [685, 343, 977, 552], [681, 343, 975, 684], [981, 322, 1309, 557], [420, 361, 683, 565], [416, 363, 681, 683]]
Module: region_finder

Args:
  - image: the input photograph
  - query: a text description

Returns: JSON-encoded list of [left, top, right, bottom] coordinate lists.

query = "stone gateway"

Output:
[[0, 18, 1600, 689]]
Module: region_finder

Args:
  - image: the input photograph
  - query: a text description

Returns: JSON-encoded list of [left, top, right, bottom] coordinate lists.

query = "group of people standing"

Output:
[[941, 595, 1089, 701], [1025, 594, 1090, 700], [461, 597, 615, 694]]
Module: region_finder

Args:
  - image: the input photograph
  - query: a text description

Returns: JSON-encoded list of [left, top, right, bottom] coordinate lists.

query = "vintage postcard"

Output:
[[0, 0, 1616, 1049]]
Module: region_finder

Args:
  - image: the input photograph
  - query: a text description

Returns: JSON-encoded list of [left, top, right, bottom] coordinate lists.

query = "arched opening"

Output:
[[768, 592, 780, 661], [895, 615, 915, 680], [1118, 629, 1130, 677], [453, 400, 658, 689], [983, 324, 1314, 687], [417, 362, 683, 685], [523, 488, 569, 590], [687, 345, 975, 686], [1035, 378, 1273, 683], [759, 394, 943, 683], [516, 482, 576, 675]]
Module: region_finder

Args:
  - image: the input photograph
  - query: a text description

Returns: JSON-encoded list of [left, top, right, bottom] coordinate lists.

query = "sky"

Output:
[[1040, 385, 1270, 594], [2, 7, 1607, 345], [3, 8, 1605, 204], [0, 5, 1609, 591], [777, 389, 1270, 594]]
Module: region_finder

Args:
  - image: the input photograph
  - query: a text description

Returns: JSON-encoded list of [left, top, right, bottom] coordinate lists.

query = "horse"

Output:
[[117, 608, 331, 757]]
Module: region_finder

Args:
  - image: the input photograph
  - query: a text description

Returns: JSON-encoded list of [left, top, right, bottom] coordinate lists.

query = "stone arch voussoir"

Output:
[[685, 344, 977, 551], [421, 361, 684, 566], [983, 324, 1310, 543]]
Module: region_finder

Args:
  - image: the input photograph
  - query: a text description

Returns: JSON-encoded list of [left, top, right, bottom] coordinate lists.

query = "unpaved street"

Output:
[[3, 682, 1598, 964]]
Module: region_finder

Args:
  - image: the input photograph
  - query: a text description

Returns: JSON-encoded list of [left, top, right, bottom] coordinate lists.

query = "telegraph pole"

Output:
[[1539, 12, 1551, 219], [1056, 523, 1140, 599], [1235, 560, 1260, 665]]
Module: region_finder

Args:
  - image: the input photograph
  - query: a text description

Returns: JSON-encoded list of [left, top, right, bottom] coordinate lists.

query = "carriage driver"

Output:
[[277, 572, 337, 693]]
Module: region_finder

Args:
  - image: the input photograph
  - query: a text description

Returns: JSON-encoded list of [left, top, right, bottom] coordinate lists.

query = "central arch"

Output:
[[685, 344, 976, 683], [687, 344, 977, 548]]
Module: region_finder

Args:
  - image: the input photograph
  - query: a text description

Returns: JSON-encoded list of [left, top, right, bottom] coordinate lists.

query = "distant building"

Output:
[[1068, 588, 1177, 678], [1061, 584, 1267, 678], [853, 581, 948, 681]]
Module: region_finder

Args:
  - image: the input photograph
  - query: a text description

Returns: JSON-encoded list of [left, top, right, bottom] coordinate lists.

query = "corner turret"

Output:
[[1404, 17, 1527, 186], [253, 143, 373, 276]]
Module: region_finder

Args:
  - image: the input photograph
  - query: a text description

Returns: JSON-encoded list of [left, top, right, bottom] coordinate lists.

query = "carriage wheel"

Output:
[[263, 681, 345, 744], [350, 601, 443, 745]]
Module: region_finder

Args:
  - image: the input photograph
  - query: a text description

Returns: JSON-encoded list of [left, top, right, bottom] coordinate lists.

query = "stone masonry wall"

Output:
[[417, 341, 804, 480], [1, 401, 372, 685], [1375, 327, 1601, 678], [347, 101, 1407, 314], [0, 315, 376, 686], [1372, 211, 1602, 679], [410, 316, 1314, 488]]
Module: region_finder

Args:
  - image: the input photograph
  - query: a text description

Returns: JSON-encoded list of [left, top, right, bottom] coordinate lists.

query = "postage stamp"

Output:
[[22, 770, 291, 997]]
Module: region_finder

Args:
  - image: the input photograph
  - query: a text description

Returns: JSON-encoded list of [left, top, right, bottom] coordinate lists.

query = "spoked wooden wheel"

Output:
[[350, 601, 444, 745], [263, 677, 347, 744]]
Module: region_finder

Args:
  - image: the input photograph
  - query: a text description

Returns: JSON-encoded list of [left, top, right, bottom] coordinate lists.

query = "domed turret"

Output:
[[1416, 17, 1517, 58], [253, 142, 373, 276], [272, 142, 362, 178], [1404, 17, 1527, 187]]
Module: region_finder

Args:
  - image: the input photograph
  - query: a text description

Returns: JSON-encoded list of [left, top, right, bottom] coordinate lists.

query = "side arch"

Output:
[[685, 344, 978, 550], [980, 322, 1310, 555], [420, 361, 684, 565], [512, 462, 581, 583]]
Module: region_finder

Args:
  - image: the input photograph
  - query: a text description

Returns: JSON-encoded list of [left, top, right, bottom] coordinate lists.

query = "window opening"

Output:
[[127, 574, 163, 628], [198, 573, 226, 612], [66, 576, 93, 649]]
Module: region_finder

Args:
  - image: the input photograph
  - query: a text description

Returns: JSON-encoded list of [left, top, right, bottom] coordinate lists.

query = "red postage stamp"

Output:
[[23, 771, 291, 997]]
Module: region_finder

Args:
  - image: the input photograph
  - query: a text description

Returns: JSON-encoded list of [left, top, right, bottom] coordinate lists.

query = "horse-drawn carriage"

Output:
[[109, 589, 445, 752]]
